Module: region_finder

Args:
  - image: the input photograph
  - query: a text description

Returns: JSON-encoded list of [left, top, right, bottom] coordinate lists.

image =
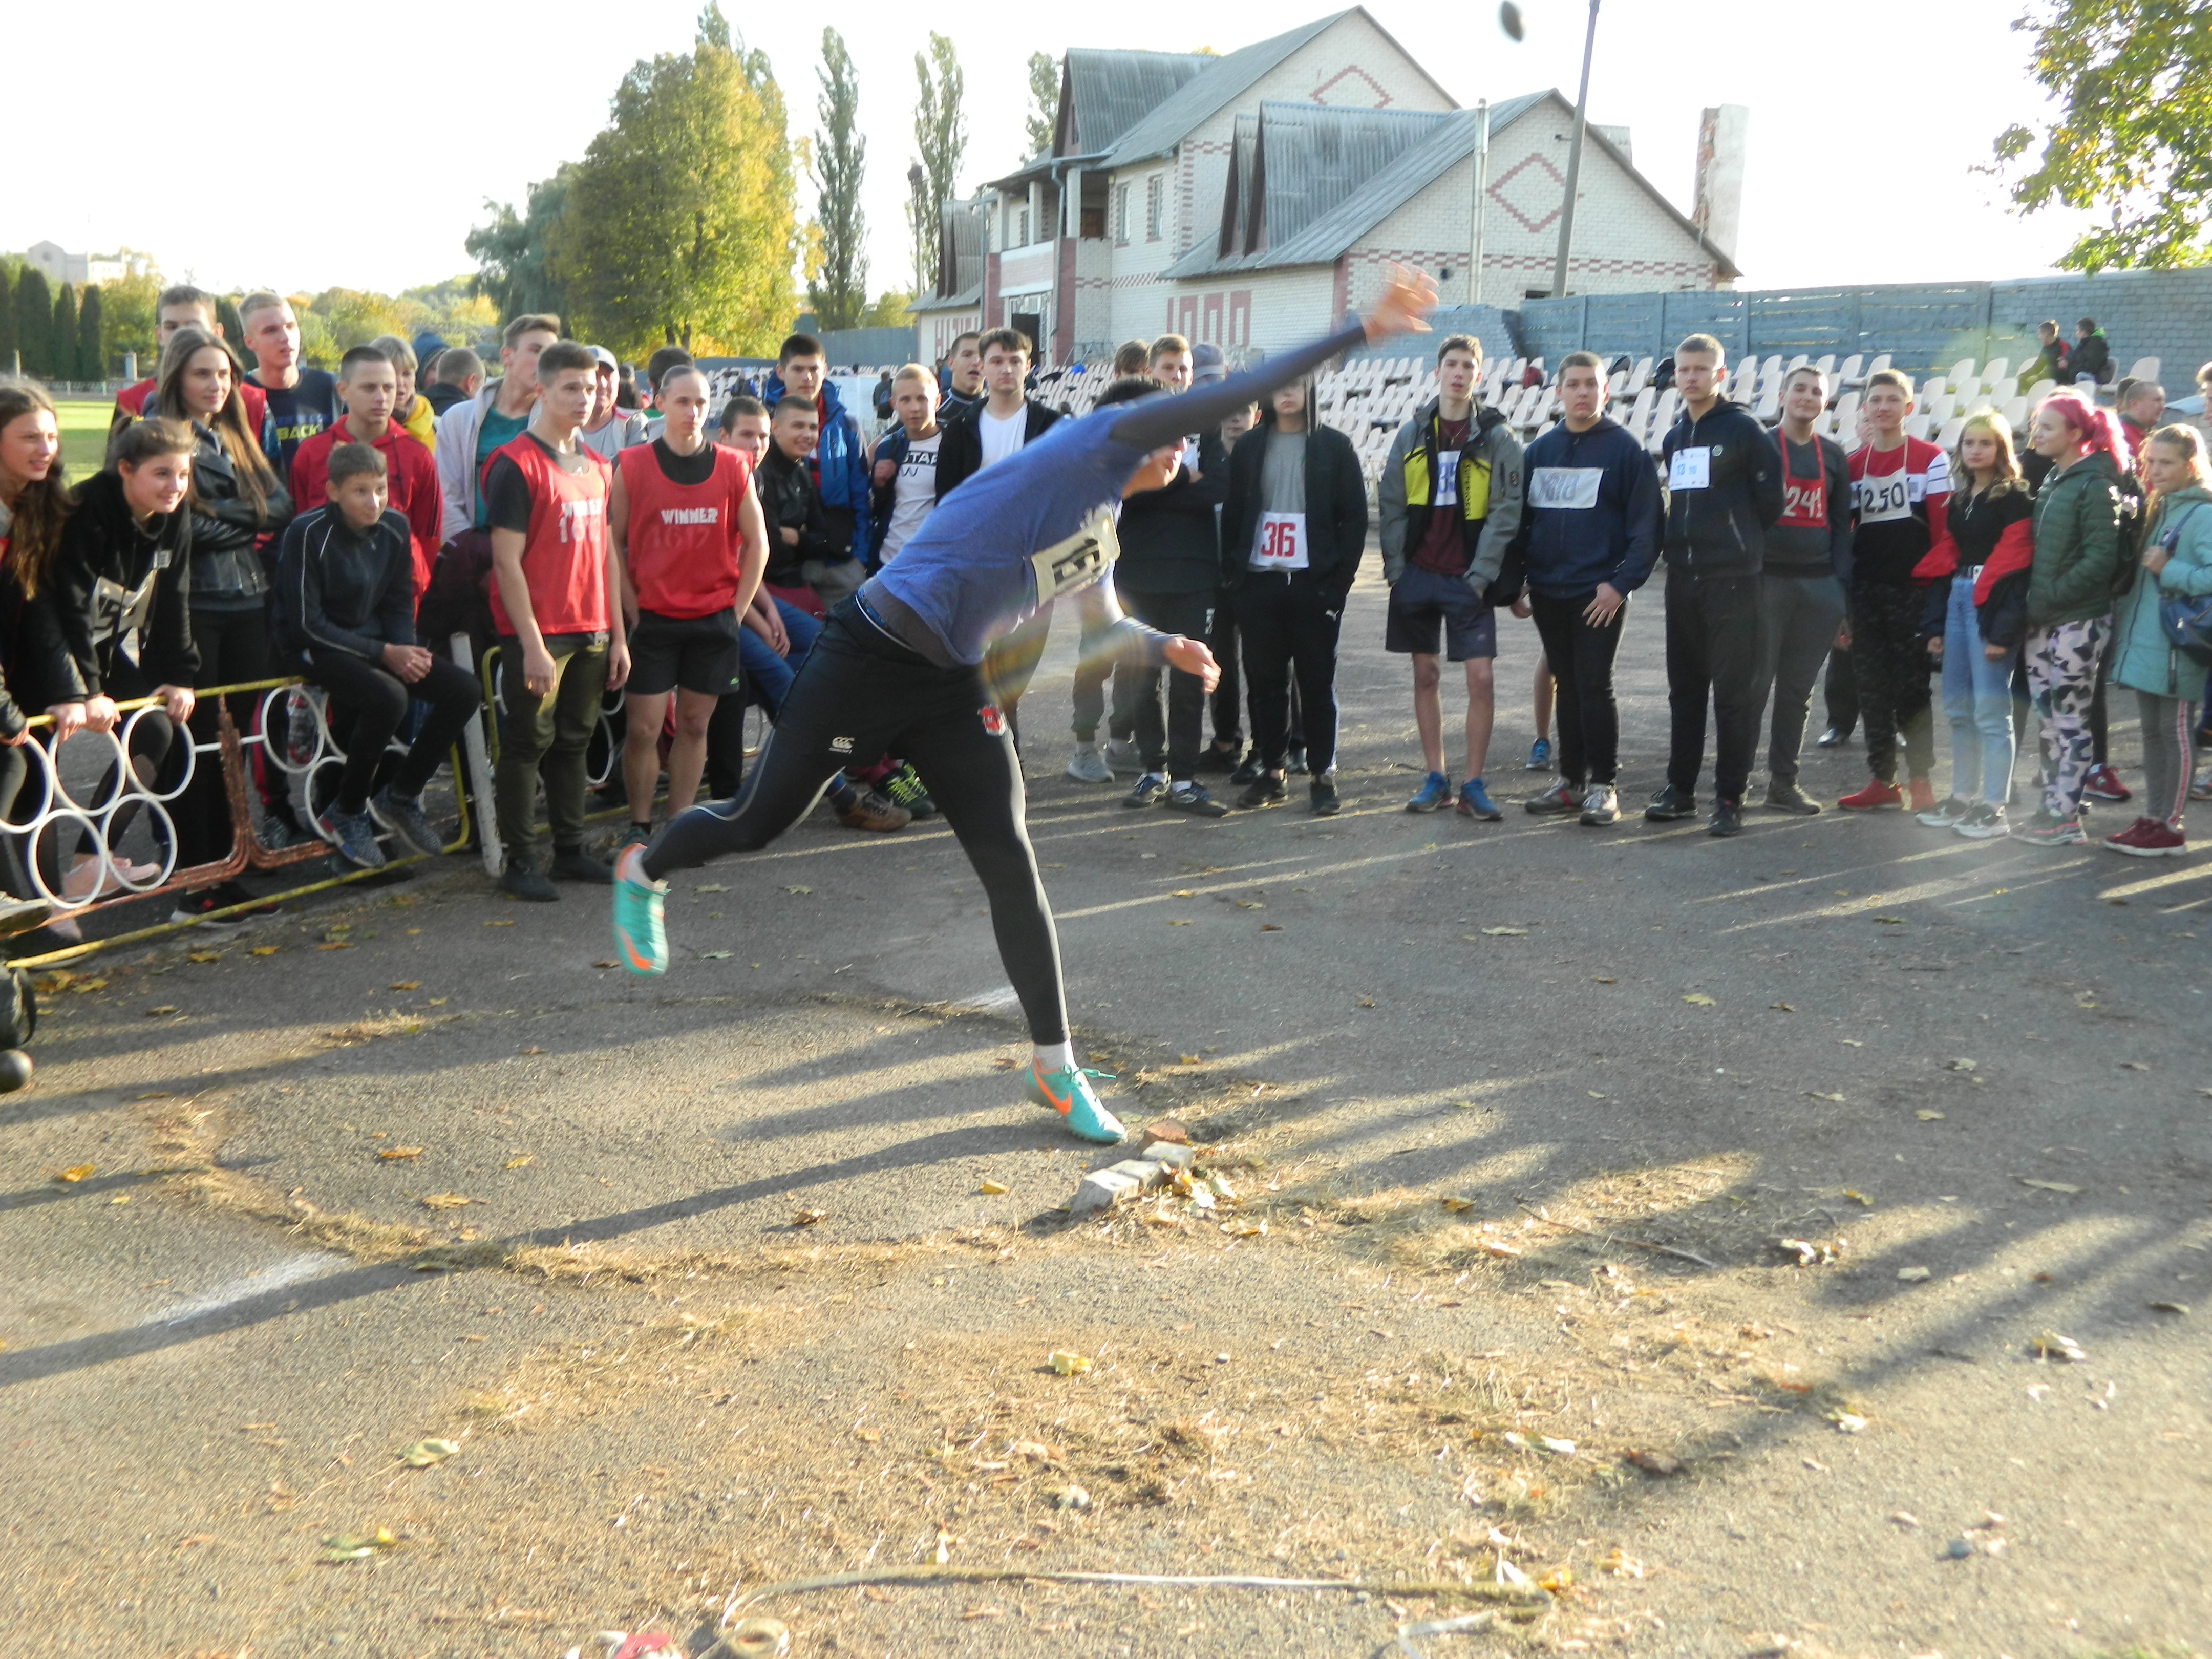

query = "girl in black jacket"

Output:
[[0, 378, 93, 926], [1220, 379, 1367, 813], [50, 418, 202, 905], [152, 327, 292, 907]]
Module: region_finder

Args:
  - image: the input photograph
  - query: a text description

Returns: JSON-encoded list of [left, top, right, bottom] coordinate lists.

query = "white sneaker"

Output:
[[1065, 742, 1113, 784], [1101, 737, 1142, 775], [1579, 784, 1619, 826]]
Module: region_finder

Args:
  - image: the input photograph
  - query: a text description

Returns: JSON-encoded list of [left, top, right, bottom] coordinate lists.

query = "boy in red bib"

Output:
[[612, 364, 769, 840], [485, 339, 631, 900]]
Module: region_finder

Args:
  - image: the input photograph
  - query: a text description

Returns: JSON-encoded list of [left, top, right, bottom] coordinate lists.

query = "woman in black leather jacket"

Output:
[[152, 328, 292, 902]]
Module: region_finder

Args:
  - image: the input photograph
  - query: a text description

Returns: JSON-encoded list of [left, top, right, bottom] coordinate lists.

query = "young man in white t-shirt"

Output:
[[869, 365, 943, 565]]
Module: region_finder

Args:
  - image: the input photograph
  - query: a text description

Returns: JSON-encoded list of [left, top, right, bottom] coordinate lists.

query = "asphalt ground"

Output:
[[2, 562, 2207, 1659]]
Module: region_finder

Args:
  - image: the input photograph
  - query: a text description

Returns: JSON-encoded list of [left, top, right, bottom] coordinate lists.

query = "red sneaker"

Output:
[[2102, 818, 2187, 857], [1838, 779, 1903, 811], [1905, 775, 1937, 813], [2082, 763, 2132, 803]]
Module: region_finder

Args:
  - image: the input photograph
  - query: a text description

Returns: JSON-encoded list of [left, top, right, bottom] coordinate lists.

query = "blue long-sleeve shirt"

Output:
[[1514, 416, 1662, 599], [864, 318, 1369, 667]]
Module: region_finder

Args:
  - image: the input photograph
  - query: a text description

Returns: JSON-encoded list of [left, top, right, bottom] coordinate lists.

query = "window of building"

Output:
[[1114, 184, 1130, 245], [1018, 205, 1031, 246], [1146, 175, 1164, 242]]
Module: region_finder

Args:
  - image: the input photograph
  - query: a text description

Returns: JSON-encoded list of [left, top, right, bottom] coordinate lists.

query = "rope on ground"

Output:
[[725, 1562, 1550, 1609]]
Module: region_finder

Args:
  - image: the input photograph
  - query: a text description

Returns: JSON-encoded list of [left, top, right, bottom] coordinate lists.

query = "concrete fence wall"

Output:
[[1350, 270, 2212, 386]]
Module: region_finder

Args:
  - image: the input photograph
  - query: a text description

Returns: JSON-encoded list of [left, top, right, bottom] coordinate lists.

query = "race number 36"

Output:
[[1254, 511, 1309, 568]]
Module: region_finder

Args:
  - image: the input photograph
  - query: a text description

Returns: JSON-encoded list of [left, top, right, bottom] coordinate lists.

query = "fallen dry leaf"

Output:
[[791, 1208, 826, 1227], [187, 951, 220, 964], [389, 982, 420, 991], [249, 947, 279, 956], [2120, 1061, 2149, 1071], [145, 1005, 178, 1017], [1167, 919, 1194, 926], [1170, 889, 1196, 898], [1842, 1189, 1875, 1207], [517, 1046, 545, 1055], [376, 1147, 423, 1161], [54, 1165, 94, 1184], [1917, 1110, 1945, 1121], [990, 1056, 1019, 1072], [483, 920, 514, 927], [1682, 993, 1716, 1007], [1805, 1091, 1845, 1103], [977, 1179, 1009, 1196], [592, 960, 616, 969], [419, 1194, 474, 1210], [1440, 1197, 1474, 1213], [1897, 1266, 1932, 1283], [1480, 926, 1529, 937], [1591, 975, 1616, 984], [398, 1438, 458, 1467], [2018, 1178, 2082, 1195], [1047, 1350, 1093, 1376], [1260, 923, 1283, 931], [1177, 1054, 1201, 1065], [1946, 1058, 1977, 1072], [854, 1427, 881, 1442], [696, 883, 730, 894], [782, 885, 812, 896], [503, 1156, 533, 1171], [1770, 1002, 1794, 1011]]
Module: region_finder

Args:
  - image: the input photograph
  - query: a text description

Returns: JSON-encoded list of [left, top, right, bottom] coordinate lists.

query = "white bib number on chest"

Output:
[[1434, 449, 1462, 506], [1029, 509, 1119, 604], [1856, 469, 1912, 523], [1667, 446, 1712, 491], [1528, 466, 1602, 511], [1252, 511, 1310, 569]]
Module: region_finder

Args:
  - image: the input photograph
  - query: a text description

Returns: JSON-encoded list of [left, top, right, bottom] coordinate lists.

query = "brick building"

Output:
[[911, 7, 1738, 365]]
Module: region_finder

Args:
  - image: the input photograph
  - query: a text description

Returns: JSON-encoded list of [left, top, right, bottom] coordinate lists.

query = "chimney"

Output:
[[1692, 104, 1748, 263]]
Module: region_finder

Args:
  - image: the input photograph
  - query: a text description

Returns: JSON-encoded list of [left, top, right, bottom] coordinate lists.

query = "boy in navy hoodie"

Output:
[[1513, 351, 1662, 826]]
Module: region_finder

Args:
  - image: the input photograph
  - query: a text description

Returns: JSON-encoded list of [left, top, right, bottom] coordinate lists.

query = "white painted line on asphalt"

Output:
[[159, 1252, 343, 1325]]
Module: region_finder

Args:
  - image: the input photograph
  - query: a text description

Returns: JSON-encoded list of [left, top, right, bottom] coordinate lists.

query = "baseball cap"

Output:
[[1191, 342, 1228, 384]]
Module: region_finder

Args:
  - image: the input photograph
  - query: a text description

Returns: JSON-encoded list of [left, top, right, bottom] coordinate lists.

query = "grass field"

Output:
[[52, 398, 112, 483]]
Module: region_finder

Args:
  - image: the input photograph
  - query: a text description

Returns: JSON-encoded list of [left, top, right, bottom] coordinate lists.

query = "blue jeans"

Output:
[[1941, 576, 2016, 804], [737, 598, 822, 717]]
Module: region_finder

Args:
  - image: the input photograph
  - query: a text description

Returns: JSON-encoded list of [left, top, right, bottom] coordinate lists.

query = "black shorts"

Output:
[[628, 609, 742, 697]]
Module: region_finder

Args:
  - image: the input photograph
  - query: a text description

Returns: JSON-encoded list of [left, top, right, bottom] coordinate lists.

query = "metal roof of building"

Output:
[[1169, 90, 1739, 282], [1056, 49, 1217, 159], [1097, 12, 1351, 171]]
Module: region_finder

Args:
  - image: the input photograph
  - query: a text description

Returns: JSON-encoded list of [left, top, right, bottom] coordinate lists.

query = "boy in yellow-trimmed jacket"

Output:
[[1376, 333, 1525, 820]]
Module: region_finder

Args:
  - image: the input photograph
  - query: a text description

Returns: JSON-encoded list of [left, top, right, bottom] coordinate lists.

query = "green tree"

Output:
[[0, 258, 16, 374], [549, 4, 796, 355], [98, 251, 163, 373], [78, 284, 105, 380], [307, 287, 411, 351], [908, 33, 967, 295], [215, 293, 245, 349], [15, 267, 54, 378], [806, 27, 869, 333], [861, 289, 915, 328], [467, 165, 576, 323], [52, 283, 80, 380], [1026, 53, 1061, 159], [1995, 0, 2212, 270]]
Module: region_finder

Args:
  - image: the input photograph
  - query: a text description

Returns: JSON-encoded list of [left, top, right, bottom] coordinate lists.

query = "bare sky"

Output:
[[7, 0, 2089, 304]]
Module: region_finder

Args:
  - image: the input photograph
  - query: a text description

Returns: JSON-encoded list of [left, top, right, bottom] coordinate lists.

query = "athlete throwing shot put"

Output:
[[613, 270, 1437, 1143]]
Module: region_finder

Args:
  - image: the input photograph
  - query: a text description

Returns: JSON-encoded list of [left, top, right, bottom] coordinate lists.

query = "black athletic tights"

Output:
[[644, 607, 1068, 1044]]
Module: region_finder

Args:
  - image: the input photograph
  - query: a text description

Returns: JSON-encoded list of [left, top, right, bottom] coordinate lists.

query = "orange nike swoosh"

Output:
[[618, 931, 656, 972], [1031, 1064, 1074, 1115]]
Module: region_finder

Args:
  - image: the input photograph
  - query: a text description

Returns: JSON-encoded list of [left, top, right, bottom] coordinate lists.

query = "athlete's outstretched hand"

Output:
[[1362, 264, 1437, 344], [1163, 635, 1221, 694]]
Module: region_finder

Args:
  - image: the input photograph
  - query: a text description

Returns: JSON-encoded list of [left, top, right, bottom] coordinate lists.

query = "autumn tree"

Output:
[[806, 27, 869, 333], [1026, 53, 1061, 159], [550, 3, 797, 355], [1995, 0, 2212, 269], [907, 33, 967, 296]]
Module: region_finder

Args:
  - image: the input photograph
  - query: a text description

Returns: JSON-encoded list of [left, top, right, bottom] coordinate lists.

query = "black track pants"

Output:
[[644, 609, 1069, 1044]]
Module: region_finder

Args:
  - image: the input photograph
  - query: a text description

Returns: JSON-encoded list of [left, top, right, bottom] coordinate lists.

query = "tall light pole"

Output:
[[1549, 0, 1601, 300], [1468, 98, 1491, 307]]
